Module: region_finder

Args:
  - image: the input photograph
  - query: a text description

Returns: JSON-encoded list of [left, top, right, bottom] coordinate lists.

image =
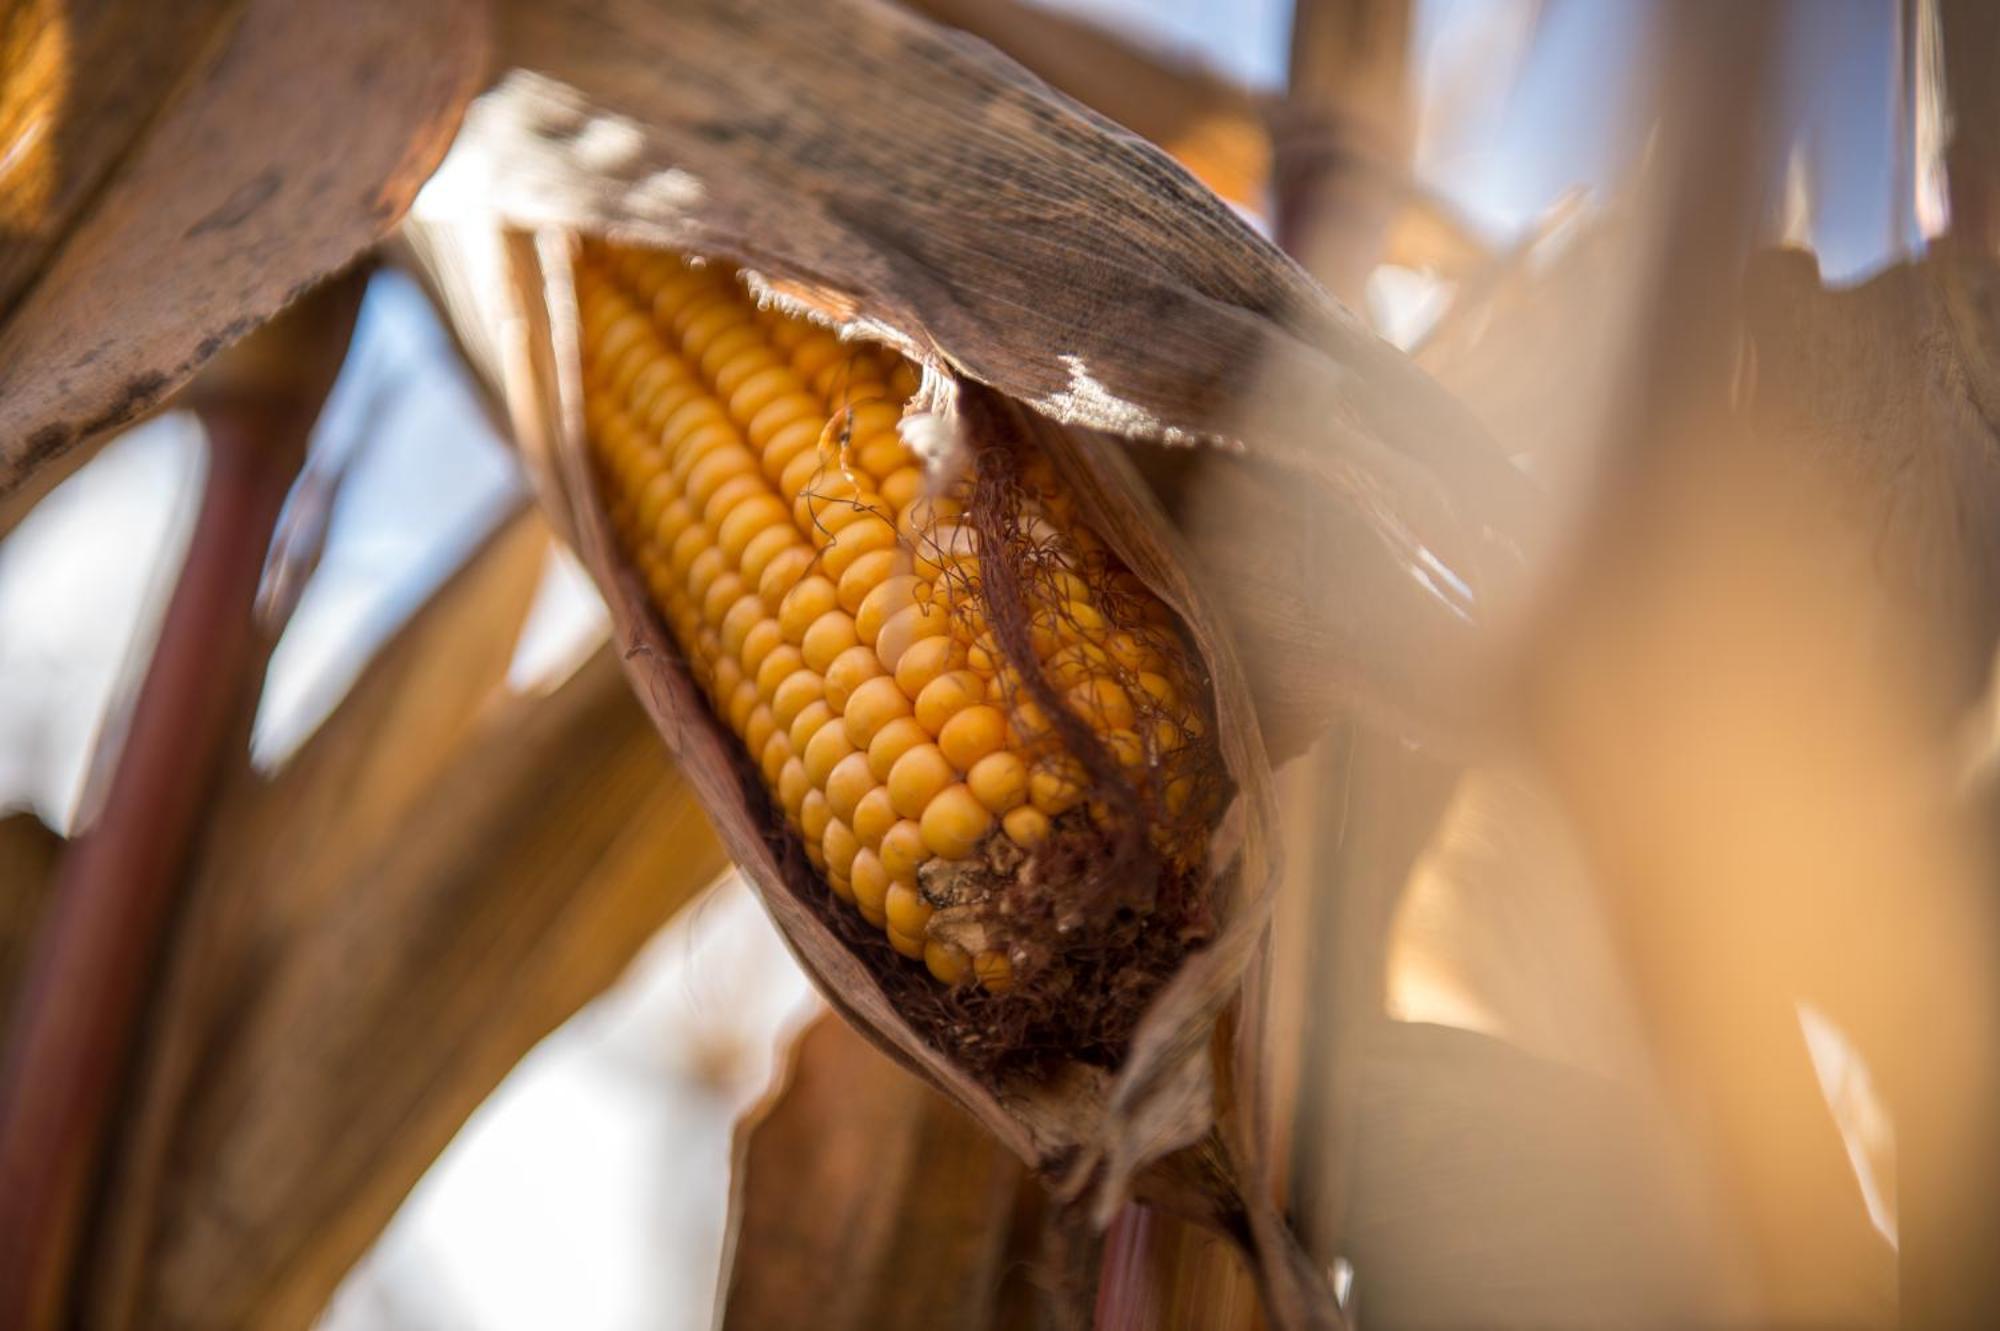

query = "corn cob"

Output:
[[576, 242, 1213, 1003]]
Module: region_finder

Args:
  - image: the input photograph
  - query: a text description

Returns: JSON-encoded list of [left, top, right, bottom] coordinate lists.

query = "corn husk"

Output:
[[486, 225, 1322, 1318], [423, 0, 1539, 758], [0, 0, 489, 514]]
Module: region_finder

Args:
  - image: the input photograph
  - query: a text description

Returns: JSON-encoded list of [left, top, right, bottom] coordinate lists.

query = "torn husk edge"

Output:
[[499, 227, 1335, 1327]]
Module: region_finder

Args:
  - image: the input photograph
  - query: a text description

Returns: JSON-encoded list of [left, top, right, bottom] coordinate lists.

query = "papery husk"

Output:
[[471, 227, 1336, 1328], [0, 0, 489, 503], [422, 0, 1540, 759]]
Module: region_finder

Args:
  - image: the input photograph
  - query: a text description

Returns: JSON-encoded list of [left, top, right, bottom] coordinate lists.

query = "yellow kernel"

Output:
[[867, 716, 931, 783], [937, 705, 1006, 772], [699, 474, 765, 530], [788, 699, 834, 753], [914, 670, 985, 736], [852, 786, 898, 849], [753, 401, 820, 461], [684, 547, 725, 601], [835, 400, 905, 449], [770, 669, 824, 727], [823, 644, 885, 712], [741, 526, 801, 588], [891, 633, 965, 699], [856, 574, 922, 646], [884, 882, 932, 938], [800, 789, 831, 845], [879, 465, 923, 510], [842, 674, 914, 746], [1136, 669, 1183, 711], [801, 609, 860, 672], [1030, 760, 1085, 815], [925, 939, 970, 985], [821, 515, 897, 580], [915, 524, 978, 580], [850, 848, 890, 920], [710, 655, 744, 705], [1105, 728, 1147, 771], [874, 600, 950, 674], [743, 705, 777, 762], [759, 732, 792, 788], [887, 926, 927, 960], [1008, 699, 1054, 746], [778, 450, 826, 511], [1106, 631, 1156, 673], [701, 572, 747, 628], [920, 784, 993, 860], [653, 496, 696, 549], [633, 473, 674, 533], [779, 576, 839, 645], [740, 619, 785, 677], [825, 751, 876, 823], [966, 750, 1029, 812], [1060, 599, 1106, 634], [900, 495, 964, 538], [855, 431, 908, 479], [975, 951, 1014, 993], [716, 494, 790, 563], [1041, 644, 1100, 690], [728, 364, 796, 421], [888, 742, 955, 819], [755, 646, 806, 702], [1002, 805, 1050, 848], [879, 820, 928, 882], [1144, 717, 1182, 759], [720, 595, 765, 658], [726, 680, 759, 733], [1067, 677, 1136, 730], [822, 818, 860, 881], [836, 547, 907, 614], [777, 758, 811, 819], [757, 545, 815, 605], [804, 720, 856, 787]]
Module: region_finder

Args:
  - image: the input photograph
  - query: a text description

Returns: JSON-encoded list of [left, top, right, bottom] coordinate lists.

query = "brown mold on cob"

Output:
[[575, 240, 1226, 1071]]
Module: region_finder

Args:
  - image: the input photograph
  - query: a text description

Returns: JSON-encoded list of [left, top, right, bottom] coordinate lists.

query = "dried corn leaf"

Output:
[[1525, 246, 2000, 1327], [719, 1014, 1030, 1331], [900, 0, 1270, 210], [0, 0, 490, 503], [88, 513, 729, 1330], [428, 0, 1539, 753]]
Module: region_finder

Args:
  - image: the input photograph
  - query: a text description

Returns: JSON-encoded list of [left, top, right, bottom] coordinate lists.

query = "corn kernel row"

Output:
[[577, 243, 1206, 992]]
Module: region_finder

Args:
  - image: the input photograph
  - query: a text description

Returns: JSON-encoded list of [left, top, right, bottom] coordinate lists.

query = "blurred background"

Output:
[[0, 0, 1971, 1327]]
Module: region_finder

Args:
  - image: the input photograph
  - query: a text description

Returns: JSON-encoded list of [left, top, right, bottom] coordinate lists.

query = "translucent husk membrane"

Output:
[[576, 241, 1228, 1071]]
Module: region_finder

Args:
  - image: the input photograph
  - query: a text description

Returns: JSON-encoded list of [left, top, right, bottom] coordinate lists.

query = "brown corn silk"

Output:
[[575, 242, 1225, 1070]]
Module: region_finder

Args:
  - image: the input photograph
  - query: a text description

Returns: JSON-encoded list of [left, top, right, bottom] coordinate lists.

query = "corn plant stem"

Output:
[[1907, 13, 2000, 1328], [1940, 0, 2000, 254], [0, 287, 350, 1327], [1272, 0, 1413, 304], [1086, 7, 1417, 1329]]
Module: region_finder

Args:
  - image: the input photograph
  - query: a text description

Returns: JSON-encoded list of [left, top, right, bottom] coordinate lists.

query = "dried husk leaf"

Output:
[[0, 0, 490, 502], [469, 226, 1335, 1329], [88, 511, 730, 1330], [427, 0, 1540, 756], [718, 1014, 1033, 1331]]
